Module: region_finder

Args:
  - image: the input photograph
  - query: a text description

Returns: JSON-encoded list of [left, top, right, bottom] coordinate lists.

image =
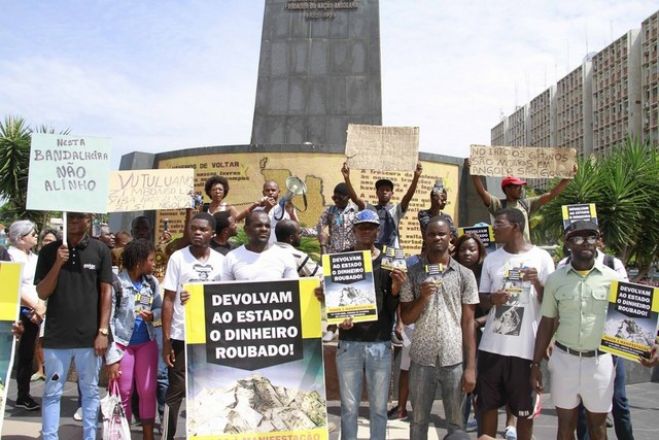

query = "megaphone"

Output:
[[274, 176, 308, 220]]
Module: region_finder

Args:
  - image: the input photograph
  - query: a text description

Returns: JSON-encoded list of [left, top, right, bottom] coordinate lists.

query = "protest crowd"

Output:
[[3, 157, 659, 440]]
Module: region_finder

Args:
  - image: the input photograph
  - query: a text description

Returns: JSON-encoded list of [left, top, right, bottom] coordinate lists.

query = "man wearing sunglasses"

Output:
[[531, 221, 620, 440]]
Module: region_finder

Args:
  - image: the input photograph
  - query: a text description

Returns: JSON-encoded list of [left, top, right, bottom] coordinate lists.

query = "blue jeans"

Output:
[[409, 361, 464, 439], [43, 348, 101, 440], [577, 356, 634, 440], [335, 340, 392, 440]]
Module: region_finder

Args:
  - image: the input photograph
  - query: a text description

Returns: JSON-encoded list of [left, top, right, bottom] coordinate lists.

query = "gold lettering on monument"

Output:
[[286, 0, 358, 20]]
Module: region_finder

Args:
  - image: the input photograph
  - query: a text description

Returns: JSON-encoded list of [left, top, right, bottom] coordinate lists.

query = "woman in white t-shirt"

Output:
[[7, 220, 44, 411]]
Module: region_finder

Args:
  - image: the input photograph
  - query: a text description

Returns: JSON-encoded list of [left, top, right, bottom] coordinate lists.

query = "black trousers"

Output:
[[161, 339, 185, 440], [16, 313, 39, 399]]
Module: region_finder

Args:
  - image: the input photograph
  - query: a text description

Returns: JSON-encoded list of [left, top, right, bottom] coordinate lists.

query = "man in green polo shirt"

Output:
[[530, 221, 619, 440]]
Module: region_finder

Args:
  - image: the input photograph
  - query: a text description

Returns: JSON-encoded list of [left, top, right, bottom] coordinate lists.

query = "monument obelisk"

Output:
[[251, 0, 382, 147]]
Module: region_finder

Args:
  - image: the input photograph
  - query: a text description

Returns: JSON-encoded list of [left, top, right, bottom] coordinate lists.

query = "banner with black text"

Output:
[[184, 278, 328, 440]]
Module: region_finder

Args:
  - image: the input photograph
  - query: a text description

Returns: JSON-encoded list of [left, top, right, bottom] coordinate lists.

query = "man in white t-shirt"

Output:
[[160, 212, 224, 440], [476, 208, 555, 440], [222, 211, 298, 281], [275, 219, 322, 279]]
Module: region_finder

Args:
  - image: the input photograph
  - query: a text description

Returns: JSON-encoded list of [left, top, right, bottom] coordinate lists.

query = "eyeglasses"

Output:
[[22, 231, 37, 238], [568, 235, 598, 245]]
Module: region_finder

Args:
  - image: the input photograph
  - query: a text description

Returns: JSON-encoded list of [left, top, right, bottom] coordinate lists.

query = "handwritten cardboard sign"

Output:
[[26, 134, 111, 213], [469, 145, 577, 179], [346, 124, 419, 171], [107, 169, 195, 212]]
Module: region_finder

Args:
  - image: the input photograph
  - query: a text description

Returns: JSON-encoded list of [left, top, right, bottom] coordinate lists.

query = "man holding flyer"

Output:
[[531, 221, 619, 440], [320, 209, 404, 439], [400, 216, 479, 438]]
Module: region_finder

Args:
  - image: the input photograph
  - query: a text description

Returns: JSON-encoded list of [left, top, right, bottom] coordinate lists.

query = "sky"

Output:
[[1, 0, 657, 169]]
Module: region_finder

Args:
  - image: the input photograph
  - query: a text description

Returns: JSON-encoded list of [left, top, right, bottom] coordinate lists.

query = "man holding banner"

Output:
[[466, 158, 573, 243], [222, 211, 298, 281], [341, 162, 423, 248], [161, 212, 225, 440], [35, 212, 113, 440]]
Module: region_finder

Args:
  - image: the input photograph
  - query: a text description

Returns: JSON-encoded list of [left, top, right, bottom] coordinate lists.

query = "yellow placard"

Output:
[[0, 263, 22, 321]]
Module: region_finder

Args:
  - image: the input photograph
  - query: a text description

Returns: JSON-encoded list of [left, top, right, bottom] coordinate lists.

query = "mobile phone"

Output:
[[163, 218, 169, 232]]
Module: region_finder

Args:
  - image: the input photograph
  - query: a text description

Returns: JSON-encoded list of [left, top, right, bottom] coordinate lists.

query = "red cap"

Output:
[[501, 176, 527, 189]]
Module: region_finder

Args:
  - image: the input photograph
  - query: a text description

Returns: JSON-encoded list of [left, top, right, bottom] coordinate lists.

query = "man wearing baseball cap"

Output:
[[530, 221, 620, 440], [319, 209, 405, 440], [465, 159, 574, 243]]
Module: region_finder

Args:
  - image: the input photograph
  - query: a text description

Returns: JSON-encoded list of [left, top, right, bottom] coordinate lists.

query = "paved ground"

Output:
[[2, 378, 658, 439]]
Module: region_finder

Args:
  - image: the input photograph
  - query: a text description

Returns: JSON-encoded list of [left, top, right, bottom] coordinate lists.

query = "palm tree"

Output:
[[0, 116, 69, 225], [0, 116, 31, 220], [534, 138, 658, 278]]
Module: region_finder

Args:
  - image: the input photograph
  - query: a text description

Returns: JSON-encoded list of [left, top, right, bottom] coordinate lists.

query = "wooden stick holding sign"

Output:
[[62, 212, 67, 246]]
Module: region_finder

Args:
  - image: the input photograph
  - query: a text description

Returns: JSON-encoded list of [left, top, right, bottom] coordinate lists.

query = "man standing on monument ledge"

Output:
[[341, 161, 423, 248]]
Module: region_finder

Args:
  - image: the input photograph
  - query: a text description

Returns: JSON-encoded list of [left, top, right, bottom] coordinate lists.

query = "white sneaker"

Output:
[[73, 407, 83, 421], [322, 330, 336, 342], [504, 425, 517, 440]]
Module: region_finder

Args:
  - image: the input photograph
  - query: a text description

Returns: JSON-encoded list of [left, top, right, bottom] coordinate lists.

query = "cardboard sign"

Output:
[[346, 124, 419, 171], [107, 169, 195, 212], [600, 281, 659, 363], [184, 278, 328, 439], [562, 203, 598, 229], [470, 145, 577, 179], [26, 134, 111, 213]]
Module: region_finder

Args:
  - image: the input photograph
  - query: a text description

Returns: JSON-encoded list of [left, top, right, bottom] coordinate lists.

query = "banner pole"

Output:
[[62, 212, 67, 246]]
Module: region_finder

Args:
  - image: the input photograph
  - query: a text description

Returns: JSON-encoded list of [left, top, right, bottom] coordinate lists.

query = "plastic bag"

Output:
[[101, 380, 131, 440]]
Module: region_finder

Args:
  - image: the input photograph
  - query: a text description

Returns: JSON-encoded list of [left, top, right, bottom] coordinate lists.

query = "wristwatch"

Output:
[[98, 327, 109, 336]]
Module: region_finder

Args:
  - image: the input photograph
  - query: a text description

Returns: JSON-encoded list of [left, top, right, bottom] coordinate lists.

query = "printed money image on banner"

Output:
[[184, 278, 328, 440], [0, 263, 22, 434], [600, 281, 659, 363], [321, 250, 377, 325]]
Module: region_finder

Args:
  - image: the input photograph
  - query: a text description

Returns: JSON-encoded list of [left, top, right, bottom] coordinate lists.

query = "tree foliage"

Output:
[[0, 115, 69, 225], [533, 139, 658, 274]]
